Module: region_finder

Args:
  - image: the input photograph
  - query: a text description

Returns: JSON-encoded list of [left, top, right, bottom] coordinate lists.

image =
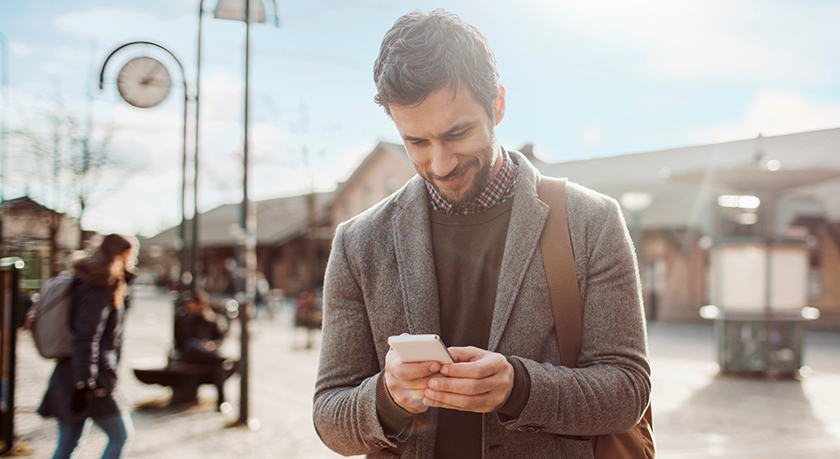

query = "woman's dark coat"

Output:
[[38, 266, 127, 422]]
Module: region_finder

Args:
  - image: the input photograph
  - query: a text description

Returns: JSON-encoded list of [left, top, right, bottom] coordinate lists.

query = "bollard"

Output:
[[0, 257, 23, 454]]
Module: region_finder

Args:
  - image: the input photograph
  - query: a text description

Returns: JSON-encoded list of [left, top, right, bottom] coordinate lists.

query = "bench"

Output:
[[134, 359, 236, 406]]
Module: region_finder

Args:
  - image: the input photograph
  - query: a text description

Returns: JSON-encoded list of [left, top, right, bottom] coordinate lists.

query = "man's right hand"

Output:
[[384, 347, 441, 414]]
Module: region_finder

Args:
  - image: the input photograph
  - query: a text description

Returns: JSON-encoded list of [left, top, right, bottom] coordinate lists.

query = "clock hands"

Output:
[[117, 56, 172, 108], [140, 63, 162, 86]]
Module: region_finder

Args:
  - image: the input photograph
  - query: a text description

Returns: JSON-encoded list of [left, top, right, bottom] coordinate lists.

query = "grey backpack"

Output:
[[24, 272, 77, 359]]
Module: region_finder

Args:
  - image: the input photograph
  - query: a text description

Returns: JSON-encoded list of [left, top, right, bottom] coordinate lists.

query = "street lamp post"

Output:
[[213, 0, 278, 429], [98, 41, 191, 337], [192, 1, 207, 292], [99, 42, 189, 294]]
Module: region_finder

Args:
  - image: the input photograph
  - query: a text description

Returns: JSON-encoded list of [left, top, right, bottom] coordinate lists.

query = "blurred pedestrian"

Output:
[[174, 288, 231, 413], [38, 234, 138, 459], [254, 272, 271, 318], [295, 291, 322, 349]]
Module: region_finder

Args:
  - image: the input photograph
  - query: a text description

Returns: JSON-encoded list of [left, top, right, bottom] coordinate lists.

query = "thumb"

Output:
[[446, 346, 484, 362]]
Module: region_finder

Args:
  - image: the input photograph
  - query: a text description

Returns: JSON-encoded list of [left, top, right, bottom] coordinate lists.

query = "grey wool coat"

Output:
[[313, 151, 651, 458]]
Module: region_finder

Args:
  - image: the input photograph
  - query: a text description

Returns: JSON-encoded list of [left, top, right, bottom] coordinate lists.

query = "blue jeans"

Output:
[[53, 412, 134, 459]]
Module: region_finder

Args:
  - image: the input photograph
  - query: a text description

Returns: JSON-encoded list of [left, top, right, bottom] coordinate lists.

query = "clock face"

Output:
[[116, 56, 172, 109]]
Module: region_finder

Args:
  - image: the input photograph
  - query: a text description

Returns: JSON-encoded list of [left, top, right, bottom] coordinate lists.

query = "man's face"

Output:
[[390, 86, 505, 208]]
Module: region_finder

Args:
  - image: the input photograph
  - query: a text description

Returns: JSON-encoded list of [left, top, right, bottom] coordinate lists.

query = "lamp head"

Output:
[[214, 0, 267, 23]]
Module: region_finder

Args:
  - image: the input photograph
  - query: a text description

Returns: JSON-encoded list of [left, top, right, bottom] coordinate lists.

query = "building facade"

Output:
[[0, 196, 81, 292], [142, 131, 840, 329]]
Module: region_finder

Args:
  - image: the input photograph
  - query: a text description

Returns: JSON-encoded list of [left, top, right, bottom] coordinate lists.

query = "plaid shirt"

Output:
[[426, 149, 519, 215]]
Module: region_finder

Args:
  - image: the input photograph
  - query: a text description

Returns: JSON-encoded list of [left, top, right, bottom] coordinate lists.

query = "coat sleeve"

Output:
[[71, 283, 111, 390], [313, 224, 399, 456], [501, 193, 652, 436]]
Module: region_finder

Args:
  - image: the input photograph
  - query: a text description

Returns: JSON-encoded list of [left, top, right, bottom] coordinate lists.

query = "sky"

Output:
[[3, 0, 840, 237]]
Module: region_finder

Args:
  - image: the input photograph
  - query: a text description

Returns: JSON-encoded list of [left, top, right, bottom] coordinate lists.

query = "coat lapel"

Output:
[[488, 151, 549, 352], [392, 176, 442, 335]]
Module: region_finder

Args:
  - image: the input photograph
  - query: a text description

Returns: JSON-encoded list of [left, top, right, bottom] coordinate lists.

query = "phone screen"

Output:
[[388, 334, 454, 364]]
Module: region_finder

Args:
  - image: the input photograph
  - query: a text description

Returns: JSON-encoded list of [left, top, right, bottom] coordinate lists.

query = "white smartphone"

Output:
[[388, 334, 454, 364]]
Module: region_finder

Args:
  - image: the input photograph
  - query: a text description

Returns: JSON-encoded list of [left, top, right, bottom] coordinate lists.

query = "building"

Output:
[[142, 141, 415, 298], [329, 142, 415, 228], [141, 191, 335, 297], [534, 128, 840, 327], [0, 196, 81, 291], [142, 130, 840, 329]]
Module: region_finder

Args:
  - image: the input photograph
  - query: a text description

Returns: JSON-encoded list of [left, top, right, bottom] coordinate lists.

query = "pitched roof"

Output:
[[143, 190, 335, 248], [533, 127, 840, 229], [2, 196, 65, 216], [333, 141, 411, 198]]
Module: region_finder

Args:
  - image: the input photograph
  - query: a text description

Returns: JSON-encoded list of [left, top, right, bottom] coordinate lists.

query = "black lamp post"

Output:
[[192, 1, 207, 292], [212, 0, 279, 428], [98, 41, 191, 348], [99, 41, 190, 293]]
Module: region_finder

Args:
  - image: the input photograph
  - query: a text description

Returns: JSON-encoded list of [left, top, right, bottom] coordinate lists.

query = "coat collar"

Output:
[[390, 152, 549, 347], [392, 176, 443, 335], [487, 151, 549, 351]]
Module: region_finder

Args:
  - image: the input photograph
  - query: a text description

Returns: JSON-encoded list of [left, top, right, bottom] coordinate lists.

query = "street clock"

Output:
[[116, 56, 172, 109]]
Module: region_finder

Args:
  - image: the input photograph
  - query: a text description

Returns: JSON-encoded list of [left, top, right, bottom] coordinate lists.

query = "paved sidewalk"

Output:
[[10, 287, 840, 458]]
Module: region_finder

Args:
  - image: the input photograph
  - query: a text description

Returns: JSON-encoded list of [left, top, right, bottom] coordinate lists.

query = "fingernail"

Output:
[[441, 366, 449, 375], [429, 379, 438, 389], [425, 389, 434, 398]]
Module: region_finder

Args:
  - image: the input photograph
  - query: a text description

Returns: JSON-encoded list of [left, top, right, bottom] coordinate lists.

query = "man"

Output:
[[314, 9, 650, 458], [175, 289, 231, 412]]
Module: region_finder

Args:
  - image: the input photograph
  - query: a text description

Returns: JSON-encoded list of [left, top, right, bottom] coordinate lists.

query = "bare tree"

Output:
[[15, 93, 139, 260], [64, 105, 125, 247], [12, 100, 70, 275]]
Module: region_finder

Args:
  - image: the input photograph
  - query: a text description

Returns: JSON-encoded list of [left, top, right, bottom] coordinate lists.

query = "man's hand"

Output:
[[423, 346, 514, 413], [384, 348, 441, 414]]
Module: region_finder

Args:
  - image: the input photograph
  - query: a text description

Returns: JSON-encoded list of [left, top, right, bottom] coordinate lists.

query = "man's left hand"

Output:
[[423, 346, 514, 413]]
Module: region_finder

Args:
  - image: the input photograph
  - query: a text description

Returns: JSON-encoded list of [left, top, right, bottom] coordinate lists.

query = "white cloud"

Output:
[[647, 25, 824, 81], [9, 40, 36, 58], [53, 45, 93, 66], [577, 123, 607, 152], [201, 71, 245, 123], [252, 122, 288, 157], [53, 7, 175, 42], [8, 40, 97, 78], [42, 61, 66, 76], [694, 90, 840, 143], [521, 0, 840, 82]]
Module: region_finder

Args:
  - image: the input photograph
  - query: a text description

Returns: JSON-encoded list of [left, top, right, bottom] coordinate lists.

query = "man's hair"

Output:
[[373, 9, 500, 119]]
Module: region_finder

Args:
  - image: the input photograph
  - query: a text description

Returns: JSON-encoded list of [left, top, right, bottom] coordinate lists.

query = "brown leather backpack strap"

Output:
[[539, 176, 656, 458], [537, 176, 582, 368]]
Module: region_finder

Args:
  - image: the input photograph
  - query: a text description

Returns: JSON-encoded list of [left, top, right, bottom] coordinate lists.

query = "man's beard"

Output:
[[424, 145, 497, 209]]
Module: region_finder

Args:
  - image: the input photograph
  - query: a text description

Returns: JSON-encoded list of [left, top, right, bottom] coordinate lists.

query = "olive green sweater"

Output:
[[374, 198, 530, 458]]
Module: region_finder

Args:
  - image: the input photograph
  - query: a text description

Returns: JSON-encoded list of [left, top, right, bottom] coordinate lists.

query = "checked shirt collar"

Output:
[[425, 148, 519, 215]]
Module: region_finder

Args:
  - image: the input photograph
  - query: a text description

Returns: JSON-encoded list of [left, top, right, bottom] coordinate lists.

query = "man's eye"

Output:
[[410, 140, 428, 146]]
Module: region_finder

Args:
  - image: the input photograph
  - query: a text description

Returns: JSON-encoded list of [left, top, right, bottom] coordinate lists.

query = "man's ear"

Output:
[[494, 85, 506, 126]]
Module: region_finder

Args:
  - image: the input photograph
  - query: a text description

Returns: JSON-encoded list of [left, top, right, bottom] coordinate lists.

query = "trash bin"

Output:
[[702, 243, 819, 378], [708, 309, 819, 378]]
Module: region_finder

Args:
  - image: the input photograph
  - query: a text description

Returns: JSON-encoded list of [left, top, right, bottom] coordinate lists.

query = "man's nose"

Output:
[[429, 141, 457, 178]]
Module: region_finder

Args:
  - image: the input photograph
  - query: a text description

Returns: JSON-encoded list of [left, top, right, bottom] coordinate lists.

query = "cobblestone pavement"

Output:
[[10, 286, 840, 458]]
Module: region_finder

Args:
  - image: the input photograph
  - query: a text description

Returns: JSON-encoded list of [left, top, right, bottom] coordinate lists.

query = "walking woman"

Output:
[[38, 234, 138, 459]]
